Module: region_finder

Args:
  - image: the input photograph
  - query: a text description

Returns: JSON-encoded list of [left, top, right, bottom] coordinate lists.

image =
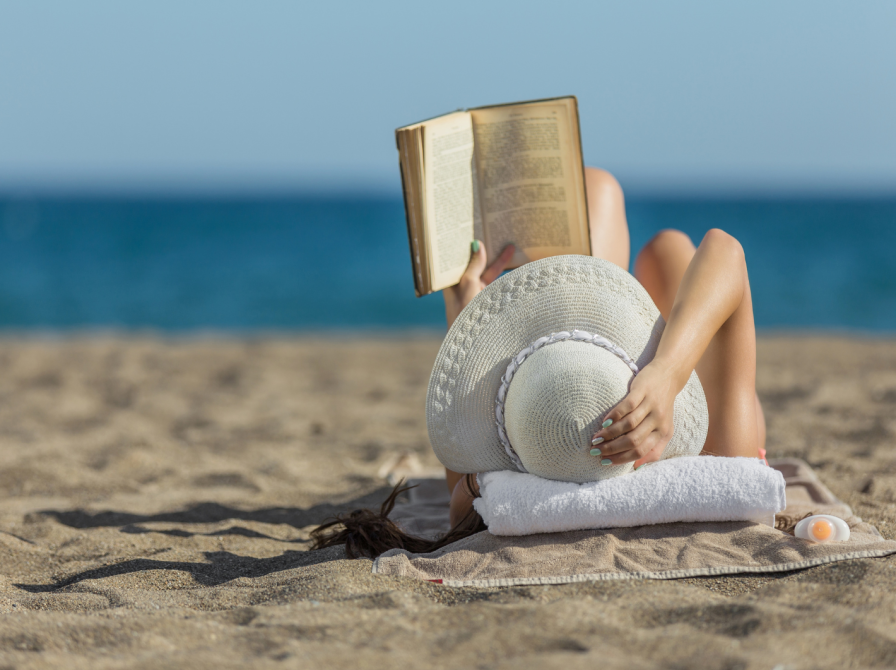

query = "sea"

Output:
[[1, 195, 894, 333]]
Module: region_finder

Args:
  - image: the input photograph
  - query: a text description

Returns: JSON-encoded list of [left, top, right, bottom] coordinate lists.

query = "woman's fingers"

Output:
[[595, 416, 654, 457], [592, 393, 646, 444], [599, 422, 661, 464], [481, 244, 516, 285], [461, 239, 488, 283], [604, 392, 641, 427]]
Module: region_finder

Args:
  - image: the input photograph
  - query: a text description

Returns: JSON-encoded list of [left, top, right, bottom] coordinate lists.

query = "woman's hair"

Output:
[[310, 474, 486, 559]]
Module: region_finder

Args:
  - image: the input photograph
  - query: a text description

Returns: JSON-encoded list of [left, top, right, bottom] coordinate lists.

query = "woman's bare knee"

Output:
[[642, 229, 695, 259], [585, 167, 623, 202], [634, 230, 695, 318], [699, 229, 749, 301], [701, 228, 745, 266]]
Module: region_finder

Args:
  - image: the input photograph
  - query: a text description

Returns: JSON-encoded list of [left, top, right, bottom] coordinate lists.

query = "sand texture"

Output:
[[0, 334, 895, 669]]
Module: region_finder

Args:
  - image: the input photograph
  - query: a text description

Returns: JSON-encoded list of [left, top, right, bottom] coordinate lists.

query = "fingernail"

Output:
[[601, 459, 612, 466], [590, 448, 602, 456], [602, 419, 613, 428], [591, 437, 604, 446], [471, 239, 480, 253]]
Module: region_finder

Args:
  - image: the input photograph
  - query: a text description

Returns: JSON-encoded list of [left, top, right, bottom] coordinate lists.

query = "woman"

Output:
[[314, 167, 766, 557]]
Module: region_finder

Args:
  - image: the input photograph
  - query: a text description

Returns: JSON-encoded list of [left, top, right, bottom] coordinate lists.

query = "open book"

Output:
[[396, 96, 591, 297]]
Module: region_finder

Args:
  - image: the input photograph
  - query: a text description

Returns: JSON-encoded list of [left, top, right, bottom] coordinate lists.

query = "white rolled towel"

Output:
[[473, 456, 786, 536]]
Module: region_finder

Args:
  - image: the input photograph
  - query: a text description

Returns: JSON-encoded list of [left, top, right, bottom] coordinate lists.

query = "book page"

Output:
[[471, 99, 589, 267], [422, 111, 475, 291]]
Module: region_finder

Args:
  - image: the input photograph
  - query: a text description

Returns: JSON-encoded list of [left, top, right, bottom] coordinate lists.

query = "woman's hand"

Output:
[[443, 241, 516, 328], [590, 360, 684, 467]]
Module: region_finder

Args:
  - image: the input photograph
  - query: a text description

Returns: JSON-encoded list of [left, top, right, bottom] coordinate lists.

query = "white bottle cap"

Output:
[[794, 514, 850, 543]]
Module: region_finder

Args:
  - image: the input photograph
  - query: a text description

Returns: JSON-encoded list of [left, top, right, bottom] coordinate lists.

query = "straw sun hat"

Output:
[[426, 255, 709, 483]]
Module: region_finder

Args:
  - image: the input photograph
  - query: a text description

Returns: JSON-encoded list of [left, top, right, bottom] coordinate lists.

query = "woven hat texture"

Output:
[[426, 255, 708, 481]]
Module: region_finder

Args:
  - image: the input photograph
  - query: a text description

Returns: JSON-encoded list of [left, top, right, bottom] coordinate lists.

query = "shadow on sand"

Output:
[[39, 485, 394, 532], [16, 546, 347, 592], [16, 487, 395, 593]]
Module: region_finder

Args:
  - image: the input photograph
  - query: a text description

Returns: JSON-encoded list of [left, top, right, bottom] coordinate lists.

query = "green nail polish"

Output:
[[602, 419, 613, 428], [471, 239, 480, 253], [601, 459, 612, 466], [590, 448, 602, 456]]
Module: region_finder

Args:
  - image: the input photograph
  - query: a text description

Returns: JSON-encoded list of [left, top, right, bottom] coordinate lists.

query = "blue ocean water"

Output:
[[0, 195, 894, 332]]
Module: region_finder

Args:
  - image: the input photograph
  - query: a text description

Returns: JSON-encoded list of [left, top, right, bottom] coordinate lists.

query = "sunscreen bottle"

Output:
[[794, 515, 850, 543]]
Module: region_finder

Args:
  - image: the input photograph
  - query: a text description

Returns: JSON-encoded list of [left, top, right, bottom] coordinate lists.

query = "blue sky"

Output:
[[1, 1, 895, 195]]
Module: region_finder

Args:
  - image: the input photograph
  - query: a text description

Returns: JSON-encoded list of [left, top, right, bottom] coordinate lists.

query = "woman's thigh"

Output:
[[585, 167, 630, 271], [634, 229, 765, 457]]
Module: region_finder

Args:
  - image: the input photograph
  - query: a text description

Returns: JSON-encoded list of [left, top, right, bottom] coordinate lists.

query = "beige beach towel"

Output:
[[375, 459, 896, 587]]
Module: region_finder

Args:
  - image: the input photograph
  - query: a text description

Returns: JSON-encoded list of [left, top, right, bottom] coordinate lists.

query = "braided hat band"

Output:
[[495, 330, 639, 472]]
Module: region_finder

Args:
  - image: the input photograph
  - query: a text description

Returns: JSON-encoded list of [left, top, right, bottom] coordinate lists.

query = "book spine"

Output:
[[396, 130, 426, 297]]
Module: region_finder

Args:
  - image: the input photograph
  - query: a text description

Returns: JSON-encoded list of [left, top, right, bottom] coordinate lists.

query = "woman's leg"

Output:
[[634, 229, 766, 457], [585, 168, 630, 271]]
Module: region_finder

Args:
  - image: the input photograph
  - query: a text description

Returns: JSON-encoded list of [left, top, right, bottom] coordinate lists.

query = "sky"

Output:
[[1, 1, 895, 196]]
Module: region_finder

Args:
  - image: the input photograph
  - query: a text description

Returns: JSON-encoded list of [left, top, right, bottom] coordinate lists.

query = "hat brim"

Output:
[[426, 255, 709, 476]]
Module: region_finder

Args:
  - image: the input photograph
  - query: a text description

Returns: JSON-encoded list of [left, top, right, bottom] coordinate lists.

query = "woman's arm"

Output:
[[442, 241, 516, 492], [592, 229, 756, 464]]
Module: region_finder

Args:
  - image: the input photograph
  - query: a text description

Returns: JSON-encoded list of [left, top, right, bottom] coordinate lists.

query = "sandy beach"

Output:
[[0, 334, 895, 669]]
